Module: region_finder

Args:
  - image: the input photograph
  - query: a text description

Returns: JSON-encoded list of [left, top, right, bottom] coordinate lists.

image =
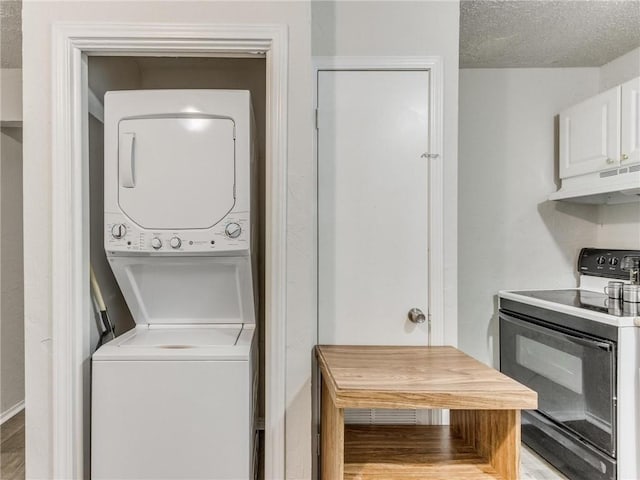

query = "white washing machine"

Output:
[[92, 90, 257, 480]]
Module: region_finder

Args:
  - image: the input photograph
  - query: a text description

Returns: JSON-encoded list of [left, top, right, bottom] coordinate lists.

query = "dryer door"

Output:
[[117, 116, 235, 230]]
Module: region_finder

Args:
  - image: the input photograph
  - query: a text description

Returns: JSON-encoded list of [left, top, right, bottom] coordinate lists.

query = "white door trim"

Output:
[[313, 56, 446, 346], [51, 22, 288, 479]]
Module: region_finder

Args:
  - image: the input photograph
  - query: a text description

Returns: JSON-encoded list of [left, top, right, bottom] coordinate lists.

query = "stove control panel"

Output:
[[579, 248, 640, 280]]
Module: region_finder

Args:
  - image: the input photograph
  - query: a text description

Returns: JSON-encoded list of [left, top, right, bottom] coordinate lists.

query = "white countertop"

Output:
[[499, 289, 640, 328]]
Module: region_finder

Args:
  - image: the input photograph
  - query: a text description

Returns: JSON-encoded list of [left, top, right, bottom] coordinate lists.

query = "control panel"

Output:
[[579, 248, 640, 280], [105, 211, 250, 254]]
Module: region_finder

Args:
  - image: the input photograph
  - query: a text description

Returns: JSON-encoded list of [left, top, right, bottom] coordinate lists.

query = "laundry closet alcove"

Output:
[[50, 24, 288, 480]]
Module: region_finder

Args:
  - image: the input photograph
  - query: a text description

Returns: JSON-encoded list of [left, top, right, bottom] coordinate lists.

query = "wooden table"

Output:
[[316, 345, 537, 480]]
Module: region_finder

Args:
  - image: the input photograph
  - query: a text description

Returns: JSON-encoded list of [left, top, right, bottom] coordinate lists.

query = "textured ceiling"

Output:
[[2, 1, 639, 69], [1, 0, 21, 68], [461, 0, 640, 68]]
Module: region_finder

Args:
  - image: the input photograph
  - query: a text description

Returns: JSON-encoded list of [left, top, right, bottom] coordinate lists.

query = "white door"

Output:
[[318, 70, 430, 345], [621, 76, 640, 167], [559, 86, 621, 178]]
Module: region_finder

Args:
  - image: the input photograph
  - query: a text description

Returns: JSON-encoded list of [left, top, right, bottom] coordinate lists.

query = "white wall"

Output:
[[22, 2, 313, 479], [312, 0, 460, 346], [597, 47, 640, 249], [458, 68, 602, 366], [0, 126, 24, 417]]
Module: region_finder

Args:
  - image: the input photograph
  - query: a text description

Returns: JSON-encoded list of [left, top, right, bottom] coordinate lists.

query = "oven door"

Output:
[[500, 311, 616, 457]]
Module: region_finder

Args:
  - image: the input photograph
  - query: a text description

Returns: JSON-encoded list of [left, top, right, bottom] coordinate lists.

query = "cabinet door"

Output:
[[559, 86, 621, 178], [621, 76, 640, 166]]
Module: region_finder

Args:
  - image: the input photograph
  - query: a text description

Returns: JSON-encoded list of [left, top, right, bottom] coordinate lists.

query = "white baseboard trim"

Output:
[[0, 401, 25, 425]]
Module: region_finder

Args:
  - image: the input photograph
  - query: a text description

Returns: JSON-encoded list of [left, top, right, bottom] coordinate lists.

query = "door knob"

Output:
[[621, 153, 629, 162], [408, 308, 426, 324]]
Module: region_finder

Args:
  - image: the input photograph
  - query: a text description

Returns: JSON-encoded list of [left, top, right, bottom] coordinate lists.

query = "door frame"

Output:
[[313, 56, 446, 348], [51, 23, 288, 479]]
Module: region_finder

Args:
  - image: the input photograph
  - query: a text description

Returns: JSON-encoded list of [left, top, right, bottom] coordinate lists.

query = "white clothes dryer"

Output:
[[92, 90, 257, 480]]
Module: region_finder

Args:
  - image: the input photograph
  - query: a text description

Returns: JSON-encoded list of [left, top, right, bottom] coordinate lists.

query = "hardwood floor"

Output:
[[1, 410, 25, 480], [0, 410, 562, 480]]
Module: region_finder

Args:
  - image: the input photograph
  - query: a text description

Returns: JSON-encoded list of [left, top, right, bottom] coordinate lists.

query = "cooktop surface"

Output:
[[514, 289, 638, 317]]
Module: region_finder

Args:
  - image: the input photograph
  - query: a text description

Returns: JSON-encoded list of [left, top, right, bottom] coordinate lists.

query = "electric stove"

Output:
[[498, 248, 640, 480]]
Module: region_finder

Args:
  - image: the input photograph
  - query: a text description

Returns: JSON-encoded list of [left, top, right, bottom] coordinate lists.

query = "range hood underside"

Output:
[[550, 169, 640, 205]]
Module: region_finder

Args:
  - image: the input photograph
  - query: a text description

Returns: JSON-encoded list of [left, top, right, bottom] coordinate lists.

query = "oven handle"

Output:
[[500, 312, 614, 352]]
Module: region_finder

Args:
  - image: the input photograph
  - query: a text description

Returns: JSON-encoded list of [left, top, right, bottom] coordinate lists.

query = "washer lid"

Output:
[[108, 255, 255, 325], [117, 115, 235, 230], [93, 325, 255, 361], [119, 325, 242, 347]]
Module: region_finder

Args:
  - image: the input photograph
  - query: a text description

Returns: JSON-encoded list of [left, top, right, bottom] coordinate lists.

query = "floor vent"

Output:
[[344, 409, 418, 425]]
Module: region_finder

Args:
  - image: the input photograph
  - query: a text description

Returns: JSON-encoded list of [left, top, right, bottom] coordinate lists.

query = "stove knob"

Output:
[[609, 257, 619, 266], [111, 224, 127, 239], [225, 222, 242, 239], [151, 237, 162, 250], [597, 256, 606, 265], [170, 237, 182, 249]]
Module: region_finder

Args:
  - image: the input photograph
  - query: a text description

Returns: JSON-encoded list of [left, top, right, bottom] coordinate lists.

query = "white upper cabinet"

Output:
[[559, 86, 621, 179], [621, 77, 640, 167], [559, 76, 640, 180], [551, 77, 640, 204]]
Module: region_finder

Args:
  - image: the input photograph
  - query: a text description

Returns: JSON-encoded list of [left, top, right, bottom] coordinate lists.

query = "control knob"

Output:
[[170, 237, 182, 249], [596, 256, 606, 265], [609, 257, 619, 266], [111, 224, 127, 239], [225, 222, 242, 239], [151, 237, 162, 250]]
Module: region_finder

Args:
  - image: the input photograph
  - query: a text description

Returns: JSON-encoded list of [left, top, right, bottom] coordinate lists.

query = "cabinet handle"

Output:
[[606, 158, 615, 164], [621, 153, 629, 162]]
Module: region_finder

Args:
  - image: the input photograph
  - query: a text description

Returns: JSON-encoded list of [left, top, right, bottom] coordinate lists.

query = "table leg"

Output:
[[451, 409, 520, 480], [321, 376, 344, 480]]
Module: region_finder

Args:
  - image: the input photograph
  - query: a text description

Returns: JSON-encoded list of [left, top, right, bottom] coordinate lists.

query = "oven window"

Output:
[[516, 336, 583, 394], [500, 312, 616, 456]]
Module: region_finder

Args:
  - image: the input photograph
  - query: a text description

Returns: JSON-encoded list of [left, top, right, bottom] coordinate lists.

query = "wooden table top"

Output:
[[316, 345, 537, 410]]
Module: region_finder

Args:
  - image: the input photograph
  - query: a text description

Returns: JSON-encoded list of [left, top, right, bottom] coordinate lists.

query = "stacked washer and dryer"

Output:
[[92, 90, 258, 480]]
